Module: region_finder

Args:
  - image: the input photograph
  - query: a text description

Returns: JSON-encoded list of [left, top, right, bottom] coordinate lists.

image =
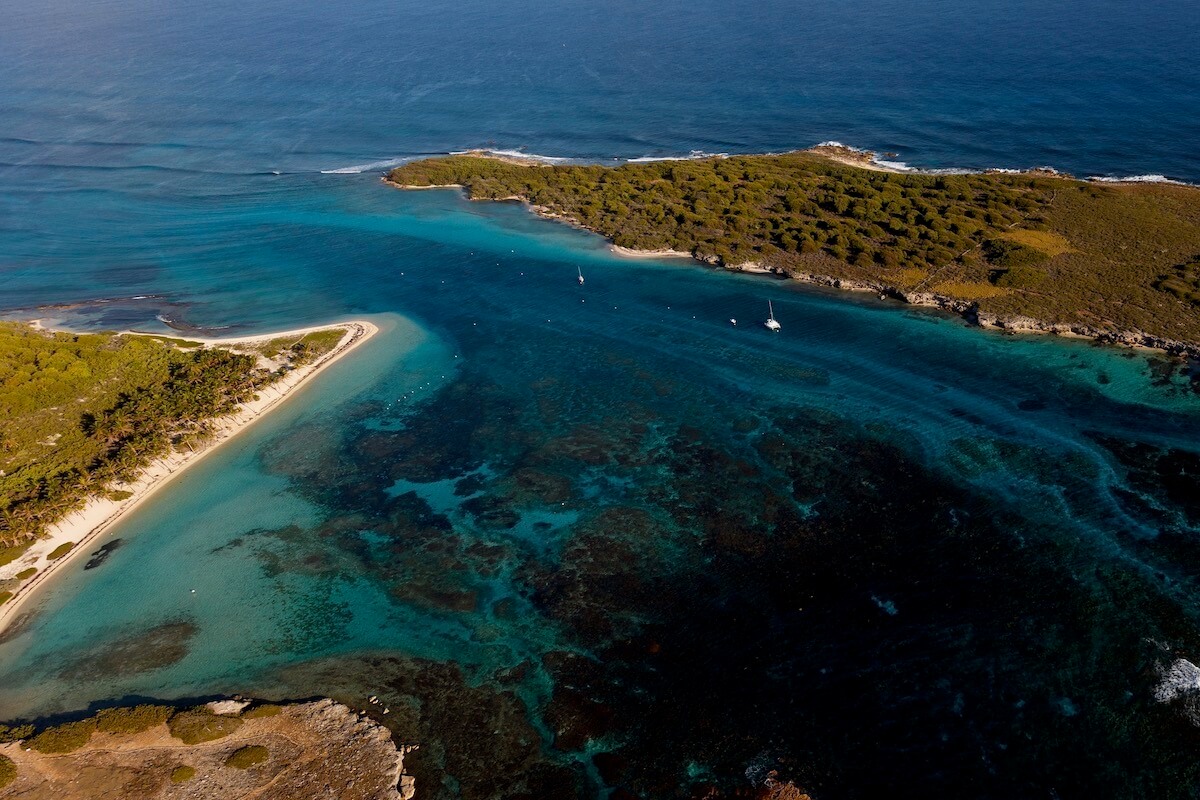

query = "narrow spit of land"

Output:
[[386, 147, 1200, 355], [0, 320, 378, 634]]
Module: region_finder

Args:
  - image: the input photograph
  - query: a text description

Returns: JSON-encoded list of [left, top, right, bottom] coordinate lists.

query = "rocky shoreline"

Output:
[[759, 265, 1200, 358], [0, 698, 414, 800]]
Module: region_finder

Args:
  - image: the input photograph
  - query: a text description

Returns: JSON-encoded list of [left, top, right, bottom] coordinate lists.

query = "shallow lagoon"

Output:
[[2, 0, 1200, 793], [2, 183, 1200, 796]]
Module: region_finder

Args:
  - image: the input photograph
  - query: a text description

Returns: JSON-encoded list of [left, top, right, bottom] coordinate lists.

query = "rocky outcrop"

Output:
[[0, 698, 415, 800]]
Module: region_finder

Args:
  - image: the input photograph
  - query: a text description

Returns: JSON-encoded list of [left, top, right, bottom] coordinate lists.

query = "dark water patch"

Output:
[[83, 539, 122, 570], [248, 349, 1200, 795], [55, 620, 197, 681], [271, 653, 588, 800], [1090, 434, 1200, 528]]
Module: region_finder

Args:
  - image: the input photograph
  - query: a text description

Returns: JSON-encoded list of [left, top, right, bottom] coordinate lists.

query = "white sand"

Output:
[[609, 245, 695, 260], [0, 320, 378, 635]]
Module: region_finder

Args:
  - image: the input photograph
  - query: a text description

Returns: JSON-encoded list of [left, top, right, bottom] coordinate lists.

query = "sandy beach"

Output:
[[0, 320, 378, 636]]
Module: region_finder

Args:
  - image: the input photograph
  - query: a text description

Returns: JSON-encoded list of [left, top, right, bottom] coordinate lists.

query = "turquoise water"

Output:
[[1, 0, 1200, 796]]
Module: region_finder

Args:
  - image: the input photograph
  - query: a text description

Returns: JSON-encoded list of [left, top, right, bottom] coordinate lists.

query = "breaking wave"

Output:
[[626, 150, 729, 163]]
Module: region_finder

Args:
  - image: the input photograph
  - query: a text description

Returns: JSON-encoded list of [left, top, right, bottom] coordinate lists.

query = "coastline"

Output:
[[384, 156, 1200, 359], [0, 320, 379, 637]]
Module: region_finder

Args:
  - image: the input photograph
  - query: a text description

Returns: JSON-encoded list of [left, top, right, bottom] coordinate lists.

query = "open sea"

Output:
[[2, 0, 1200, 797]]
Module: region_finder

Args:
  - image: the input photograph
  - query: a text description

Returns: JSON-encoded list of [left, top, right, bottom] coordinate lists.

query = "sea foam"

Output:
[[450, 149, 571, 164], [320, 157, 415, 175], [626, 150, 729, 163], [1088, 174, 1186, 185]]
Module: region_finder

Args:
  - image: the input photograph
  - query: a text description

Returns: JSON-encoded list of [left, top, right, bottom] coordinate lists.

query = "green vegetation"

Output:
[[170, 765, 196, 783], [95, 704, 172, 734], [241, 703, 283, 719], [16, 567, 37, 580], [27, 718, 96, 754], [224, 744, 269, 769], [0, 723, 33, 743], [1155, 256, 1200, 306], [0, 592, 11, 605], [254, 329, 344, 366], [167, 708, 243, 745], [138, 335, 203, 348], [388, 153, 1200, 344], [46, 542, 74, 561], [0, 323, 343, 548], [0, 754, 14, 790], [0, 542, 31, 568]]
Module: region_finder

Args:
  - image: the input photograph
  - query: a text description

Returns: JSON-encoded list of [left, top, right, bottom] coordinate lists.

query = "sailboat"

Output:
[[764, 300, 781, 331], [577, 267, 585, 285]]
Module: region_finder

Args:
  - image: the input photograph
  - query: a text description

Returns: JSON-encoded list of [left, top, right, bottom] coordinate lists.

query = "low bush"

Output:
[[992, 264, 1048, 289], [46, 543, 75, 561], [0, 592, 11, 606], [983, 238, 1050, 268], [0, 543, 32, 568], [27, 718, 97, 753], [0, 723, 34, 743], [169, 765, 195, 783], [167, 708, 242, 745], [95, 704, 172, 734], [0, 754, 15, 789], [241, 704, 283, 719], [224, 744, 269, 769], [16, 567, 36, 580]]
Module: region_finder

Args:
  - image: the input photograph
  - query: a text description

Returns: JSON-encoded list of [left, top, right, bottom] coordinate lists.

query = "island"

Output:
[[386, 147, 1200, 354], [0, 320, 378, 632], [0, 697, 414, 799]]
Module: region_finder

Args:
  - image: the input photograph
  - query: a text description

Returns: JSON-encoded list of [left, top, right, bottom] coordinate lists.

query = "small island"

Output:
[[0, 320, 377, 631], [387, 148, 1200, 354]]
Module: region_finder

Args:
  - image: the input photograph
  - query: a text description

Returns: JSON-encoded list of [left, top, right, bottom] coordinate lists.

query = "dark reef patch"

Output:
[[83, 539, 123, 570], [243, 335, 1200, 799], [56, 620, 197, 681]]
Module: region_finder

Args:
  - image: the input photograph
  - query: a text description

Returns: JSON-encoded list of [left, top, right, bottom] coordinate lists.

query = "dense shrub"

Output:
[[0, 723, 33, 743], [992, 264, 1049, 289], [95, 704, 172, 734], [1154, 258, 1200, 305], [983, 238, 1050, 268], [27, 718, 97, 753], [0, 754, 15, 789], [167, 708, 243, 745]]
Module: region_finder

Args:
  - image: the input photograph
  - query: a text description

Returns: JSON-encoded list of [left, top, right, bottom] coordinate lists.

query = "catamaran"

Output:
[[764, 300, 781, 331]]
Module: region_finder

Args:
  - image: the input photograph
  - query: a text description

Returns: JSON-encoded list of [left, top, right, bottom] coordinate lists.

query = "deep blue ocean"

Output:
[[2, 1, 1200, 797]]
